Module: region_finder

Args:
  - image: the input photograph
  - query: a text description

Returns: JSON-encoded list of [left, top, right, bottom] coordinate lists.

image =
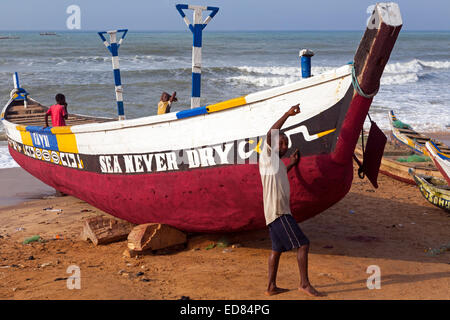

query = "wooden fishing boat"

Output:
[[389, 110, 450, 156], [409, 169, 450, 212], [426, 141, 450, 185], [355, 139, 442, 185], [1, 3, 402, 232]]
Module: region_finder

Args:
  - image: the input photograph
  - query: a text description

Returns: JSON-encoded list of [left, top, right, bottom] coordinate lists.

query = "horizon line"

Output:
[[1, 29, 450, 33]]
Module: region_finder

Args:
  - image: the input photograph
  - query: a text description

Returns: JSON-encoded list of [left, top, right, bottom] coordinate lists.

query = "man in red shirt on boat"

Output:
[[259, 104, 324, 297], [44, 93, 68, 127]]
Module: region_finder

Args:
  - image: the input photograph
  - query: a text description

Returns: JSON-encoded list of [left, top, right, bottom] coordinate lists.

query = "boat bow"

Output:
[[332, 2, 402, 164]]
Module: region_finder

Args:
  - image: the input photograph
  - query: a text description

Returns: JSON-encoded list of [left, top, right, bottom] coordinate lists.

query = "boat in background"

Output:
[[355, 140, 442, 185], [409, 169, 450, 212], [0, 36, 20, 40], [426, 141, 450, 185], [389, 110, 450, 156], [2, 3, 403, 232]]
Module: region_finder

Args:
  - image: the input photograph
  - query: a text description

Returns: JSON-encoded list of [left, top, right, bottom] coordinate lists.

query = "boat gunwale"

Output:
[[1, 65, 352, 135]]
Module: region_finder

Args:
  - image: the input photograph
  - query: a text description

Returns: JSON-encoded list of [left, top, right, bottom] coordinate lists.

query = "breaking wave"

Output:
[[0, 145, 18, 169]]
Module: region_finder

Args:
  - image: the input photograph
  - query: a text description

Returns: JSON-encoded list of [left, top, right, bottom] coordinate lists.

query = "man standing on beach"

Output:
[[259, 104, 323, 297]]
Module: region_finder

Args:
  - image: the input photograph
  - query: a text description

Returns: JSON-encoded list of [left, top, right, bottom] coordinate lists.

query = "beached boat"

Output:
[[425, 141, 450, 185], [409, 169, 450, 212], [1, 3, 403, 232], [389, 110, 450, 156], [355, 140, 442, 185]]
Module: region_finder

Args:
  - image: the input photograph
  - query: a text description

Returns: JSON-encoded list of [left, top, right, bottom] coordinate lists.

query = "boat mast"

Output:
[[98, 29, 128, 120], [12, 72, 29, 109], [176, 4, 219, 109]]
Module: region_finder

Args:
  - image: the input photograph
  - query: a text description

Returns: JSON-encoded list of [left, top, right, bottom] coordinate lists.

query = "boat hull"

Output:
[[2, 3, 403, 232], [426, 141, 450, 185], [9, 144, 353, 232], [410, 171, 450, 212], [355, 145, 443, 185]]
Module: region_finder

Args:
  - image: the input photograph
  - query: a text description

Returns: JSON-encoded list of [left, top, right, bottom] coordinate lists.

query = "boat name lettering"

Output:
[[97, 139, 262, 174], [13, 140, 84, 169], [32, 132, 50, 148]]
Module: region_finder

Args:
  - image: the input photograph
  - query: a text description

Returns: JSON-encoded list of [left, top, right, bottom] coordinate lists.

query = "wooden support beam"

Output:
[[80, 216, 134, 246], [127, 223, 187, 252]]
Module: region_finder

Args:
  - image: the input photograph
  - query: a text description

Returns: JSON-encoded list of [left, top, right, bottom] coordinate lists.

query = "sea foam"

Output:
[[0, 145, 18, 169]]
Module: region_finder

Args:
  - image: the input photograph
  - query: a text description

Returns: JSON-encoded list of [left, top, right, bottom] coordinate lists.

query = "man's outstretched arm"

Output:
[[267, 104, 300, 147]]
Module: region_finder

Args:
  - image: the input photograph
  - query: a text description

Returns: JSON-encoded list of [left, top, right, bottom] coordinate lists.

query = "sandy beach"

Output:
[[0, 164, 448, 300], [1, 1, 449, 306]]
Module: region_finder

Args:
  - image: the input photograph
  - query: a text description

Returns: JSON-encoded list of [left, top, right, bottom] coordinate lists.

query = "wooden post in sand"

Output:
[[127, 223, 187, 252], [80, 216, 134, 246]]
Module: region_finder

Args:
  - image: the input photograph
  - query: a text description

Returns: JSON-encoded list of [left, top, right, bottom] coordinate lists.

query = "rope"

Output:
[[358, 128, 366, 179], [351, 63, 379, 99]]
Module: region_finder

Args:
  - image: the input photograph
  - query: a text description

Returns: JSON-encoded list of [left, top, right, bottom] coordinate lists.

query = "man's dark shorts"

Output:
[[268, 214, 310, 252]]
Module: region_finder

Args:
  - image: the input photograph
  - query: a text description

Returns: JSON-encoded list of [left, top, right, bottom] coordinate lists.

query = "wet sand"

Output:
[[0, 167, 55, 207], [0, 165, 449, 300]]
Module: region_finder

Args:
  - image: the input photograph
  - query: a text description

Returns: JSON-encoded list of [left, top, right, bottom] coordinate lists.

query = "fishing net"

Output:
[[397, 154, 431, 162], [393, 120, 411, 129]]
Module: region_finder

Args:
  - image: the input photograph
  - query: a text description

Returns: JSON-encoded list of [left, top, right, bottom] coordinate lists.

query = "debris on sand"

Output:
[[346, 235, 380, 243], [426, 243, 450, 256], [23, 235, 42, 244], [216, 237, 230, 248], [54, 277, 68, 282], [43, 207, 63, 214]]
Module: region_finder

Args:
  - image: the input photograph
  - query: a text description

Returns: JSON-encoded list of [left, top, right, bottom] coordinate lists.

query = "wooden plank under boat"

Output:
[[409, 169, 450, 212], [2, 3, 403, 233], [389, 110, 450, 156], [355, 139, 443, 185], [425, 141, 450, 185]]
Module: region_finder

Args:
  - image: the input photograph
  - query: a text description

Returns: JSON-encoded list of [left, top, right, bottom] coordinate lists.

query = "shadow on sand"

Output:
[[187, 190, 449, 264]]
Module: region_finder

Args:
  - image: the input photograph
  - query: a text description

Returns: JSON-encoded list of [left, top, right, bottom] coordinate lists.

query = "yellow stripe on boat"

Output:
[[51, 127, 78, 153], [17, 126, 33, 146], [429, 142, 450, 158], [56, 133, 78, 153], [51, 126, 73, 134], [206, 96, 247, 113], [316, 128, 336, 138], [253, 139, 262, 154]]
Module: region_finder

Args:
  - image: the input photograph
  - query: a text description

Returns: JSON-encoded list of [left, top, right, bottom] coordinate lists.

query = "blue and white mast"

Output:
[[176, 4, 219, 109], [12, 72, 29, 109], [98, 29, 128, 120]]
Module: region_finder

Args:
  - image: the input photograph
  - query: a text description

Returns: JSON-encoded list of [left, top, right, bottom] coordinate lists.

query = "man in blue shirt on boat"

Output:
[[259, 104, 324, 297]]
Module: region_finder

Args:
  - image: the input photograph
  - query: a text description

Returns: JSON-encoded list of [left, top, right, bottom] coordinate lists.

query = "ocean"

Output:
[[0, 31, 449, 168]]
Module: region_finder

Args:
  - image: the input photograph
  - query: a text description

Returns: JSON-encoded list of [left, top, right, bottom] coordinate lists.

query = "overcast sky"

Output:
[[0, 0, 449, 31]]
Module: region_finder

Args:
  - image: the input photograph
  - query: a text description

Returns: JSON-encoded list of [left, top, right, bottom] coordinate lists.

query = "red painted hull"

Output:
[[9, 95, 374, 232], [10, 146, 354, 232]]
